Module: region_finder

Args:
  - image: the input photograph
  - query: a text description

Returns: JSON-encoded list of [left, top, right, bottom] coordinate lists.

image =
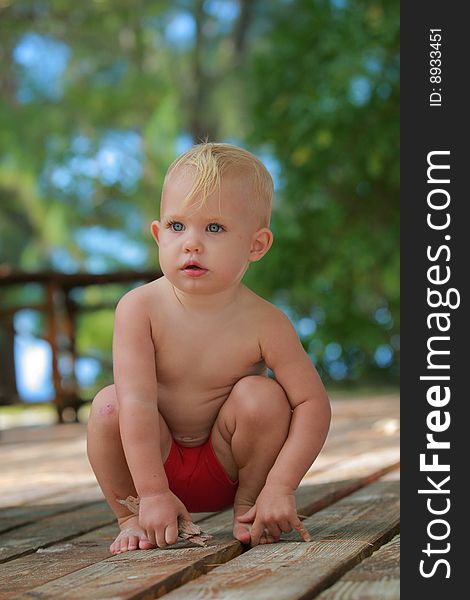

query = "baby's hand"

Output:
[[138, 490, 191, 548], [237, 483, 311, 546]]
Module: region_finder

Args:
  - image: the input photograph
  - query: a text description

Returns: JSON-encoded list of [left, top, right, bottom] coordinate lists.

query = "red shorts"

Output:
[[163, 434, 238, 512]]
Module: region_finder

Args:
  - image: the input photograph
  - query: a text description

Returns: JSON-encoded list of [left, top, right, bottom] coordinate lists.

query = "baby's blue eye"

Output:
[[207, 223, 223, 233], [170, 222, 184, 232]]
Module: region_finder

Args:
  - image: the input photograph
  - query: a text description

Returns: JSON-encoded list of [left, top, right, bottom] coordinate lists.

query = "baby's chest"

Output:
[[154, 326, 263, 386]]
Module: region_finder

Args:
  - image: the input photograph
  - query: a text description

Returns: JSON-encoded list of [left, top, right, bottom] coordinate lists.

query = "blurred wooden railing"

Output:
[[0, 269, 161, 422]]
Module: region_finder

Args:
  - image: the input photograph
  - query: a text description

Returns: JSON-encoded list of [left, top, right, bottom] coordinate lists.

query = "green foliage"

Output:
[[0, 0, 399, 386], [245, 0, 399, 381]]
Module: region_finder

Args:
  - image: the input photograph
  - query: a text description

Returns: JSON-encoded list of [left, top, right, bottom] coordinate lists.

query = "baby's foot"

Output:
[[233, 504, 273, 546], [110, 515, 156, 555]]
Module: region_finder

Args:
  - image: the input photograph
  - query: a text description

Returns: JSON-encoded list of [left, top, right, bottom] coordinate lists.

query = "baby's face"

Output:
[[153, 171, 268, 295]]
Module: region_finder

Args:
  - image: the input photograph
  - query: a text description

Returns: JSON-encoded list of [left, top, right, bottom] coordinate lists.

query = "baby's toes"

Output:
[[110, 539, 121, 555], [138, 537, 156, 550], [127, 535, 140, 551]]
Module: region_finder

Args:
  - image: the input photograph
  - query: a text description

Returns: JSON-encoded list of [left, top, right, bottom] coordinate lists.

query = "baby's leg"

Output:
[[86, 384, 172, 554], [211, 376, 292, 545]]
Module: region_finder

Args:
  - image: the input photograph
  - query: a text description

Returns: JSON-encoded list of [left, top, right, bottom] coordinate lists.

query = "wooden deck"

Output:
[[0, 394, 400, 599]]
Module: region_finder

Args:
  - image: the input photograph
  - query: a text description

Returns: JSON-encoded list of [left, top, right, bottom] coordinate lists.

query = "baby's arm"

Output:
[[240, 307, 331, 544], [113, 289, 190, 546]]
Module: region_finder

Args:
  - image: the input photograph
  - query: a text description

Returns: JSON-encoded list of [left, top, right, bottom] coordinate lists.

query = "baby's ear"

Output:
[[150, 220, 161, 246], [249, 228, 274, 263]]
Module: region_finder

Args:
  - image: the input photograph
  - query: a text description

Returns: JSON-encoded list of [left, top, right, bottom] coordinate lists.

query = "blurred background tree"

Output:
[[244, 0, 399, 384], [0, 0, 399, 397]]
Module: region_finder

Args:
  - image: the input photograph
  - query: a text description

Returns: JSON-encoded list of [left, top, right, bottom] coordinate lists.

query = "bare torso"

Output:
[[146, 278, 268, 446]]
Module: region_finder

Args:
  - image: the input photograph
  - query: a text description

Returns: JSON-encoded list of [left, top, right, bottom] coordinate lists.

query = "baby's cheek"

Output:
[[158, 237, 173, 248]]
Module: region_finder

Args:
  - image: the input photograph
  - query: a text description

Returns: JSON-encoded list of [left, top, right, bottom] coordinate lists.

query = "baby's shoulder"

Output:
[[115, 278, 165, 316], [241, 287, 292, 329]]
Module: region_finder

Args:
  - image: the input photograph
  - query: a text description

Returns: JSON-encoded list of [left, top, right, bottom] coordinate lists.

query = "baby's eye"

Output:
[[169, 221, 184, 232], [207, 223, 224, 233]]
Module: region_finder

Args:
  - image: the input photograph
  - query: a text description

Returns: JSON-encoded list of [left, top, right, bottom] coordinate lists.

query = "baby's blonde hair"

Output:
[[164, 142, 274, 227]]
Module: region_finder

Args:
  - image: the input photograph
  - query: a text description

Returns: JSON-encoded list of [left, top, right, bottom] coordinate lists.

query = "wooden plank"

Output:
[[296, 462, 398, 517], [298, 397, 399, 480], [0, 525, 114, 600], [306, 412, 399, 472], [0, 419, 396, 510], [160, 480, 399, 600], [0, 423, 86, 445], [15, 470, 399, 600], [0, 396, 398, 507], [1, 438, 87, 466], [330, 396, 399, 420], [0, 501, 115, 563], [0, 430, 394, 509], [2, 430, 398, 594], [0, 479, 104, 534], [304, 447, 399, 485], [0, 476, 99, 508], [316, 535, 400, 599], [16, 528, 242, 599], [1, 395, 398, 597], [2, 436, 384, 508], [21, 482, 103, 508], [0, 470, 399, 598], [0, 434, 97, 508], [0, 493, 102, 534], [0, 513, 214, 599], [303, 436, 398, 479]]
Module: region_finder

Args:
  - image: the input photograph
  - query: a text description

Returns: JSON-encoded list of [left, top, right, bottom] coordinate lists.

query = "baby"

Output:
[[87, 142, 331, 554]]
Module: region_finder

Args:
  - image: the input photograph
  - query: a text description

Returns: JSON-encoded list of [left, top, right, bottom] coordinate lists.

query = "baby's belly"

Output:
[[156, 363, 268, 446], [172, 432, 212, 447], [158, 386, 229, 447]]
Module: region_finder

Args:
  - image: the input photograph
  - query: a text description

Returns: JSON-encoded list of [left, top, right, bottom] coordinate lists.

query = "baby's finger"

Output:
[[265, 523, 281, 541], [250, 521, 264, 546], [145, 528, 157, 546], [278, 519, 292, 534], [156, 527, 168, 548], [237, 506, 256, 522], [292, 518, 312, 542], [165, 522, 178, 546], [259, 529, 273, 544]]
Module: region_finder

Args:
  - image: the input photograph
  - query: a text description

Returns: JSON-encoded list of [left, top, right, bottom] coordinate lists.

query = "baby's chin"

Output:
[[163, 273, 216, 295], [162, 269, 246, 298]]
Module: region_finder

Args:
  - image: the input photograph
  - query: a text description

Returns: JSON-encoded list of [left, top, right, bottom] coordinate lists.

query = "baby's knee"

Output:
[[90, 385, 118, 422], [232, 376, 291, 424]]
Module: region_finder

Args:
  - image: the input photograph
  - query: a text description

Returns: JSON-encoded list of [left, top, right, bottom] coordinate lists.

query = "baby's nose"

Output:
[[183, 235, 202, 253]]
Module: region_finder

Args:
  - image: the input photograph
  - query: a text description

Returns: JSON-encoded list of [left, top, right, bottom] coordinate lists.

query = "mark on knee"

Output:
[[99, 403, 116, 416]]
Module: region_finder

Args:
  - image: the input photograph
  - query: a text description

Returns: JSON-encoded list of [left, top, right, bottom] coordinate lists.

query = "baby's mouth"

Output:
[[181, 262, 208, 276]]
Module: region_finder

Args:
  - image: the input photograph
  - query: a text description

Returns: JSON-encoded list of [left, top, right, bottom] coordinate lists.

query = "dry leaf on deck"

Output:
[[117, 495, 213, 547]]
